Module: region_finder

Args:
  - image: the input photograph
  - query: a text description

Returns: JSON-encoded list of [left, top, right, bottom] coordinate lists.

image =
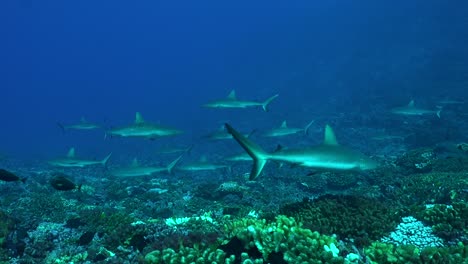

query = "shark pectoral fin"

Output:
[[262, 94, 279, 112], [167, 154, 183, 174], [101, 153, 112, 167]]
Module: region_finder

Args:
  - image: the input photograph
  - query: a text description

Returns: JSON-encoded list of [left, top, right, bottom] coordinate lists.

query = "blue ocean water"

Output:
[[2, 0, 467, 159]]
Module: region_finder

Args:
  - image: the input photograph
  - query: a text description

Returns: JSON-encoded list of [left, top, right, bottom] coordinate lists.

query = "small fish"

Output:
[[50, 173, 81, 191], [0, 169, 26, 183]]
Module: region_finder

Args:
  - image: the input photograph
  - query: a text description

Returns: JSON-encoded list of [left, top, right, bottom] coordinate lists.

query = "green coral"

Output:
[[325, 172, 357, 190], [395, 172, 468, 206], [364, 241, 468, 264], [279, 195, 401, 247], [145, 247, 232, 264], [418, 203, 468, 241], [395, 148, 435, 174], [144, 215, 343, 263], [0, 210, 14, 247], [224, 215, 343, 263]]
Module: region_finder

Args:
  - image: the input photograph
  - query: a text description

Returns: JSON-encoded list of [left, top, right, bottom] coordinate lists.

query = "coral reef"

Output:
[[279, 195, 401, 247]]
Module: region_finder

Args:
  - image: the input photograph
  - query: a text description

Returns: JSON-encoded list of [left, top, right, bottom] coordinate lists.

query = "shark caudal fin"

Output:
[[167, 154, 183, 174], [261, 94, 279, 112], [304, 120, 315, 135], [57, 122, 66, 134], [101, 153, 112, 167], [225, 123, 269, 180]]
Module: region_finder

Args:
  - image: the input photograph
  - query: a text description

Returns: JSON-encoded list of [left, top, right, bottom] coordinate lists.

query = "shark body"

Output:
[[391, 100, 441, 118], [156, 145, 193, 155], [107, 112, 183, 139], [225, 123, 377, 180], [203, 90, 279, 112], [263, 120, 314, 137], [225, 152, 252, 162], [178, 156, 230, 172], [110, 155, 182, 177], [204, 125, 254, 140], [58, 117, 100, 132], [48, 148, 112, 168]]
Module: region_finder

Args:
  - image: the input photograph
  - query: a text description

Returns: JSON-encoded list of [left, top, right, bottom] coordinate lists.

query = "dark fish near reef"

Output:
[[50, 174, 81, 191], [0, 169, 26, 183]]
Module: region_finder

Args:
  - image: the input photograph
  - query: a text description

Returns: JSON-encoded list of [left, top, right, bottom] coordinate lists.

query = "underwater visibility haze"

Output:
[[1, 0, 468, 263]]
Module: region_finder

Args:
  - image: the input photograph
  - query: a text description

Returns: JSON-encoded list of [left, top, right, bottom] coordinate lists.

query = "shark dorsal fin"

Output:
[[227, 90, 237, 100], [80, 117, 87, 123], [131, 158, 139, 167], [199, 155, 208, 163], [408, 100, 415, 107], [280, 121, 288, 128], [274, 144, 284, 152], [67, 148, 76, 158], [135, 112, 145, 124], [323, 125, 339, 145]]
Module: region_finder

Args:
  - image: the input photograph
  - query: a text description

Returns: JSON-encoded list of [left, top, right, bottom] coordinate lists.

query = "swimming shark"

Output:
[[203, 125, 255, 140], [156, 145, 193, 155], [178, 156, 230, 172], [110, 155, 183, 177], [263, 120, 315, 137], [225, 152, 252, 162], [48, 148, 112, 168], [57, 117, 100, 133], [203, 90, 279, 112], [391, 100, 441, 118], [107, 112, 183, 139], [225, 123, 378, 180]]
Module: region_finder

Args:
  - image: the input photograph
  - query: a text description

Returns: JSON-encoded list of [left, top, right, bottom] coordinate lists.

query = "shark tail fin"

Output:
[[261, 94, 279, 112], [225, 123, 269, 180], [185, 145, 194, 155], [21, 177, 27, 183], [246, 129, 257, 138], [57, 122, 66, 134], [436, 109, 442, 118], [101, 153, 112, 167], [167, 154, 183, 174], [304, 120, 315, 135]]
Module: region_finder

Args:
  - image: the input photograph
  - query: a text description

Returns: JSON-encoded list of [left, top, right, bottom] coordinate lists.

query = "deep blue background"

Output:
[[1, 0, 467, 159]]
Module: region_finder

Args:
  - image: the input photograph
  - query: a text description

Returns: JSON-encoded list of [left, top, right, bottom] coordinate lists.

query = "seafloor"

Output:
[[1, 144, 468, 264]]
